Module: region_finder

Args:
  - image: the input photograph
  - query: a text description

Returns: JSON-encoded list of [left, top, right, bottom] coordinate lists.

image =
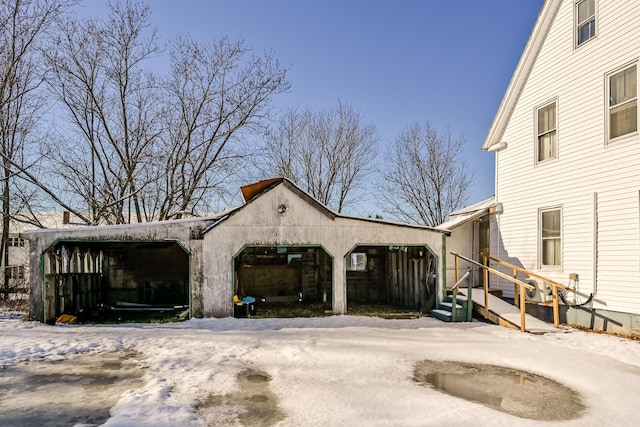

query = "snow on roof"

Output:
[[436, 197, 495, 231], [20, 210, 233, 236]]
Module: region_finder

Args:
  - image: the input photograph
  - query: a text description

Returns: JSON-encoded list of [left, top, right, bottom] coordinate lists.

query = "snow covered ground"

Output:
[[1, 315, 639, 426]]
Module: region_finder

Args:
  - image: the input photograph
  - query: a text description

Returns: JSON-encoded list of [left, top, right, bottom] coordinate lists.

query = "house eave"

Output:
[[482, 0, 562, 151]]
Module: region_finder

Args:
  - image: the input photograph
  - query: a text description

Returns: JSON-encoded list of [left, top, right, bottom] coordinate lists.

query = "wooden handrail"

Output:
[[480, 253, 569, 291], [451, 251, 552, 332], [451, 252, 534, 290], [480, 252, 566, 328]]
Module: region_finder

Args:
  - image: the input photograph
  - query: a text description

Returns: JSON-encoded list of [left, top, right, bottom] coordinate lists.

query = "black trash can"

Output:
[[233, 302, 247, 318], [233, 296, 257, 318]]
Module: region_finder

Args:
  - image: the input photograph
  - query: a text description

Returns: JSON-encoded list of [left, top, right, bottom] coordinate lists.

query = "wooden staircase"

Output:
[[435, 252, 570, 333], [431, 271, 473, 322]]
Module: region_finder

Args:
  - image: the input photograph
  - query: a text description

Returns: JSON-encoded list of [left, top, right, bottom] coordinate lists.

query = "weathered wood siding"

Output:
[[491, 1, 640, 315]]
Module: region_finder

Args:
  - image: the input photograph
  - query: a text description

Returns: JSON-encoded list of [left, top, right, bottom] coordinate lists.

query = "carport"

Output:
[[346, 245, 437, 312], [24, 178, 448, 321], [43, 239, 190, 323], [234, 245, 333, 312]]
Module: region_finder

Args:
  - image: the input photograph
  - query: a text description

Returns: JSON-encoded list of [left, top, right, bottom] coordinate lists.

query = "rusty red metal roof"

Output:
[[240, 178, 283, 203]]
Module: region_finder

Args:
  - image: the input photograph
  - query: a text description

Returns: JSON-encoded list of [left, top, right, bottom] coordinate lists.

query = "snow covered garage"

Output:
[[24, 179, 447, 322]]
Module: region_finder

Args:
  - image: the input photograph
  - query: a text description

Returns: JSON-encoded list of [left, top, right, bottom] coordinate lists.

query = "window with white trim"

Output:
[[536, 100, 557, 163], [575, 0, 596, 47], [3, 265, 25, 280], [608, 63, 638, 141], [7, 235, 25, 247], [540, 208, 561, 268]]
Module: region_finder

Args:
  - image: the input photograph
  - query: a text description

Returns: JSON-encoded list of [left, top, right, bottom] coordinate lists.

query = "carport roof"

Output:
[[203, 177, 449, 235], [21, 178, 449, 238]]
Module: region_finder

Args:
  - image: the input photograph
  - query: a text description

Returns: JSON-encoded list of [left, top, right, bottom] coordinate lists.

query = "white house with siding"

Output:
[[482, 0, 640, 334]]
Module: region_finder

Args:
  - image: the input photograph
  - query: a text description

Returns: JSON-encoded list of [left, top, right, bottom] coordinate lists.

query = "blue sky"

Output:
[[80, 0, 544, 208]]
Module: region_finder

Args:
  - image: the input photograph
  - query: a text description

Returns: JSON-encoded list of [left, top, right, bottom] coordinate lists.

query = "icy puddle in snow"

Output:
[[0, 349, 145, 426], [414, 360, 585, 421], [197, 368, 285, 427]]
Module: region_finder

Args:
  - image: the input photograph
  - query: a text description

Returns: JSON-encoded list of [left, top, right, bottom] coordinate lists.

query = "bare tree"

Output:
[[0, 0, 75, 298], [146, 35, 290, 220], [265, 102, 378, 213], [380, 122, 472, 226], [45, 1, 162, 224], [1, 0, 290, 233]]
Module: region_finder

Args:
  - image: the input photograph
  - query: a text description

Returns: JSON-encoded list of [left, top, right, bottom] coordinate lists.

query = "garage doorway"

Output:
[[234, 246, 332, 316], [346, 245, 437, 313], [43, 240, 190, 323]]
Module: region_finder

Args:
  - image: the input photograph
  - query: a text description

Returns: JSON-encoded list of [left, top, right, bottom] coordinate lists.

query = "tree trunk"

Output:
[[1, 162, 10, 300]]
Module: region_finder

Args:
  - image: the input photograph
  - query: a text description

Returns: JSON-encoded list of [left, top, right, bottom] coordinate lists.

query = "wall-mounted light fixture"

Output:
[[278, 204, 288, 214]]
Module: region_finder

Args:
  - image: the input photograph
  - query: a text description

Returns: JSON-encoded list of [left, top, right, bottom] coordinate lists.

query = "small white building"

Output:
[[437, 197, 495, 289], [482, 0, 640, 333], [24, 178, 448, 323]]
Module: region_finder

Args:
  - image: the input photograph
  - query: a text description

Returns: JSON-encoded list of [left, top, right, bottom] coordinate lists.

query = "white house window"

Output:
[[540, 208, 561, 268], [576, 0, 596, 47], [7, 236, 25, 247], [608, 64, 637, 141], [536, 101, 557, 163], [3, 265, 25, 280]]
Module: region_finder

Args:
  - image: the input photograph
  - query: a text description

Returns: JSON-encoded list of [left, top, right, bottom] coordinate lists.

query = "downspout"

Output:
[[592, 191, 598, 296], [494, 147, 502, 290]]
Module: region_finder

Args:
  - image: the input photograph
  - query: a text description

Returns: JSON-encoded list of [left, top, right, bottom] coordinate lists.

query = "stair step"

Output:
[[445, 295, 468, 303], [431, 309, 454, 322], [439, 301, 464, 310]]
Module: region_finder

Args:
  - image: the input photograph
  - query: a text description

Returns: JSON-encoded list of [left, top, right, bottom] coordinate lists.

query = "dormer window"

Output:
[[576, 0, 596, 47]]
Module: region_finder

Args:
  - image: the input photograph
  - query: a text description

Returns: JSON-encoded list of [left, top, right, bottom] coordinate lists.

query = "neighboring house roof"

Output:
[[436, 197, 495, 231], [482, 0, 562, 151], [11, 211, 88, 233]]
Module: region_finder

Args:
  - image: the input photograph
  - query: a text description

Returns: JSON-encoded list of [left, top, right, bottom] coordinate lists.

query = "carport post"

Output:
[[332, 254, 346, 314]]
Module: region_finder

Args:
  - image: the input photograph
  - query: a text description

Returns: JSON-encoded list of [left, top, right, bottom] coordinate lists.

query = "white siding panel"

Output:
[[492, 1, 640, 314], [596, 190, 639, 312]]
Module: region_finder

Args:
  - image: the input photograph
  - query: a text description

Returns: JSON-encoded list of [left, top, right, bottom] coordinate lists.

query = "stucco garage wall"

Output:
[[201, 184, 444, 317], [24, 181, 445, 321]]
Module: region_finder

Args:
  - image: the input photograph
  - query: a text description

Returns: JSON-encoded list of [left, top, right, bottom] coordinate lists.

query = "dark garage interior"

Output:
[[234, 246, 333, 315], [346, 245, 437, 313], [43, 240, 190, 323], [233, 244, 437, 317]]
